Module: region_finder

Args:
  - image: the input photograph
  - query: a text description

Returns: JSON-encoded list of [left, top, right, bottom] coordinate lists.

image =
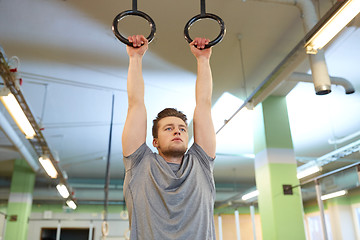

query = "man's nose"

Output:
[[174, 129, 181, 135]]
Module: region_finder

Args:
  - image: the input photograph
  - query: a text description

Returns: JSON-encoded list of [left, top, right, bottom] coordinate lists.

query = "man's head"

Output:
[[152, 108, 187, 138], [152, 108, 189, 157]]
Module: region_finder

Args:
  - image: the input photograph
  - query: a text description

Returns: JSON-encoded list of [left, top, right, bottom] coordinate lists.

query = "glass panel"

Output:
[[356, 207, 360, 230], [307, 214, 332, 240]]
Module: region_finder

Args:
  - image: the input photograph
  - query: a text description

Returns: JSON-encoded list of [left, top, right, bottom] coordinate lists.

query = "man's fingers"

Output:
[[128, 35, 137, 47], [135, 35, 143, 47], [192, 38, 210, 49], [127, 35, 147, 47]]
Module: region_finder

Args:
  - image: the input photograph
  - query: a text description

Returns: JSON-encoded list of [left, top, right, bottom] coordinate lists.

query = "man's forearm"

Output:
[[127, 56, 145, 107], [195, 57, 213, 106]]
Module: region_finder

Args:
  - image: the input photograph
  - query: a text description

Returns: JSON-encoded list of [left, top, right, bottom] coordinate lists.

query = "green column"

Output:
[[254, 96, 306, 240], [5, 159, 35, 240]]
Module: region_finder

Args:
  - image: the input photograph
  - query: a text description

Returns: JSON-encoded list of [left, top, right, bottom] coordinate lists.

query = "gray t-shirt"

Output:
[[123, 143, 216, 240]]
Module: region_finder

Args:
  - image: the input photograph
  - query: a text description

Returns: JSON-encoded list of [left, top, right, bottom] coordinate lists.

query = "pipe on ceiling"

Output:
[[328, 130, 360, 145], [0, 111, 39, 171], [252, 0, 332, 95], [288, 72, 355, 94]]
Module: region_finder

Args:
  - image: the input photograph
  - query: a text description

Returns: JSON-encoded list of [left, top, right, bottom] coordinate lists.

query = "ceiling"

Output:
[[0, 0, 360, 209]]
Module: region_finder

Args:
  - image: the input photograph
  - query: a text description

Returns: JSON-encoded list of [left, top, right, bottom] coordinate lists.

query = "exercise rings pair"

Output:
[[112, 0, 226, 48]]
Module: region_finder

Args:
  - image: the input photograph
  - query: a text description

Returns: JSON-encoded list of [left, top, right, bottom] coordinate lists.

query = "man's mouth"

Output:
[[172, 137, 182, 142]]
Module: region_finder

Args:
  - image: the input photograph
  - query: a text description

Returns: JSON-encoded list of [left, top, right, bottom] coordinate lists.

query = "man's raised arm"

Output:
[[190, 38, 216, 158], [122, 35, 148, 156]]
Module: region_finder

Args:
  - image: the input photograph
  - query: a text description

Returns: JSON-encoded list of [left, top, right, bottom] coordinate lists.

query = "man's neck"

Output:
[[159, 153, 183, 164]]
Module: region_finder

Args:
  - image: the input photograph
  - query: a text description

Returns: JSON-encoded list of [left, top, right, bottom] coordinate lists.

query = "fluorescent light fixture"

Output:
[[39, 156, 58, 178], [242, 190, 259, 201], [0, 92, 36, 139], [321, 190, 347, 200], [305, 0, 360, 53], [66, 200, 77, 210], [297, 165, 321, 179], [56, 184, 70, 199]]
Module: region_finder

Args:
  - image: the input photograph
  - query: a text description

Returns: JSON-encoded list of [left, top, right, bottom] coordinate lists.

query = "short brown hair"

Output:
[[152, 108, 187, 138]]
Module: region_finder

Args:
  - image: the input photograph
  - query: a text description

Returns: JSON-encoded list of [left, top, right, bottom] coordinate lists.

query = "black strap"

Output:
[[201, 0, 205, 16], [132, 0, 137, 11]]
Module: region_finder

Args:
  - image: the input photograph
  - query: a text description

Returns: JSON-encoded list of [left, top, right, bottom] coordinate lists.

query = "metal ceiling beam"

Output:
[[0, 50, 75, 202]]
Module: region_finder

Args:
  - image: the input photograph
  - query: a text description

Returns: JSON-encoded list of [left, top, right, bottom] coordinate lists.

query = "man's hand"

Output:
[[126, 35, 148, 58], [190, 38, 212, 60]]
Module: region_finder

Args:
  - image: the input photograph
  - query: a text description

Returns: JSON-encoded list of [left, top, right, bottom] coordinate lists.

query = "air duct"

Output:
[[252, 0, 332, 95], [288, 72, 355, 94], [217, 1, 351, 133], [328, 130, 360, 145]]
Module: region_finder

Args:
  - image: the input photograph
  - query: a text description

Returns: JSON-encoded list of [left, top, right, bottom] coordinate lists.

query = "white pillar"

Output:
[[250, 205, 257, 240], [88, 220, 94, 240], [315, 180, 328, 240], [56, 220, 61, 240], [235, 210, 241, 240], [218, 215, 223, 240], [1, 213, 7, 240]]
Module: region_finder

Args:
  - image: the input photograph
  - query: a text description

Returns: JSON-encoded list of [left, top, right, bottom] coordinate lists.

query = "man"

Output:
[[122, 35, 216, 240]]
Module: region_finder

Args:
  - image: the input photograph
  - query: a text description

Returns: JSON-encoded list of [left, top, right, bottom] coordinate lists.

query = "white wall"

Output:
[[27, 211, 130, 240]]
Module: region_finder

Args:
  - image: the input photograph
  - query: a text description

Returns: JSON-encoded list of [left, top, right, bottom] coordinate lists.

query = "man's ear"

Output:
[[152, 138, 159, 148]]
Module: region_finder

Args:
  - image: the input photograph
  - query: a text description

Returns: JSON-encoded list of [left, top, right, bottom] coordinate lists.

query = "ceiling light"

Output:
[[56, 184, 70, 199], [242, 190, 259, 201], [66, 200, 77, 210], [321, 190, 347, 200], [297, 165, 321, 179], [39, 156, 58, 179], [0, 90, 36, 139], [305, 0, 360, 54]]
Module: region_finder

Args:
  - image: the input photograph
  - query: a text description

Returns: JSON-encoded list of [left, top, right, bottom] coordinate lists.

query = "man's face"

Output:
[[152, 116, 189, 157]]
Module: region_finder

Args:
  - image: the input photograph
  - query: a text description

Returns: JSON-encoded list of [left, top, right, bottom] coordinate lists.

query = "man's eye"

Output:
[[180, 128, 186, 132], [165, 127, 172, 131]]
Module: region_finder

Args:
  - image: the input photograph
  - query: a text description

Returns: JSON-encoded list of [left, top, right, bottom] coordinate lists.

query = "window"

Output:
[[41, 228, 94, 240], [352, 205, 360, 239], [355, 207, 360, 229], [306, 213, 332, 240]]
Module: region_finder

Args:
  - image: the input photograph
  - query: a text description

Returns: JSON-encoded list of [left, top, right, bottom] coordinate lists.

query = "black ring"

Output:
[[112, 10, 156, 46], [184, 13, 225, 48]]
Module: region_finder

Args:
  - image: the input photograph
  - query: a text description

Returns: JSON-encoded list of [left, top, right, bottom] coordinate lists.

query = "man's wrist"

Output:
[[197, 56, 210, 64], [129, 55, 143, 62]]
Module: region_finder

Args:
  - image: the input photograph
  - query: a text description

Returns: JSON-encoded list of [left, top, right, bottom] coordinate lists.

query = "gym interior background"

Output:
[[1, 0, 360, 239]]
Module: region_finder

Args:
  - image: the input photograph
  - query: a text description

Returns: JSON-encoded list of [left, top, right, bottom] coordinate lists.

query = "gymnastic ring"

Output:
[[112, 10, 156, 46], [124, 228, 131, 240], [120, 210, 129, 220], [101, 221, 109, 236], [184, 13, 225, 48]]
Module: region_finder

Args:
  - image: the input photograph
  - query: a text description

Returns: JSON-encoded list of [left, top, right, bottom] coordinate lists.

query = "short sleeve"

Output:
[[123, 143, 152, 171], [187, 143, 215, 172]]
